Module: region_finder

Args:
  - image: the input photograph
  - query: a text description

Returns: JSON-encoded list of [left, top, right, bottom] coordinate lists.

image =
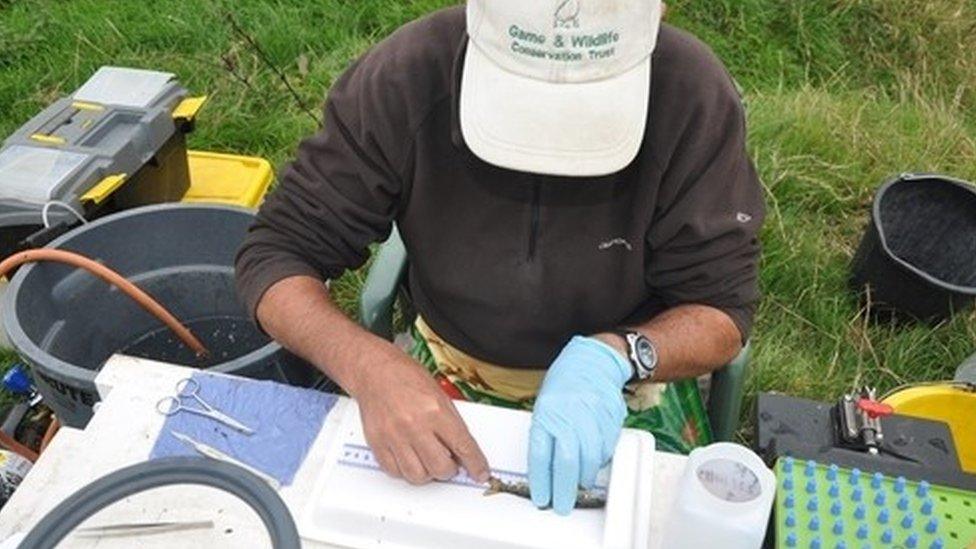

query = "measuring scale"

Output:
[[660, 443, 776, 549], [301, 399, 655, 549]]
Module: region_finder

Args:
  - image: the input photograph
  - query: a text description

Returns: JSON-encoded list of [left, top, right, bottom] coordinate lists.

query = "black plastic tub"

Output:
[[2, 204, 317, 428], [850, 173, 976, 321]]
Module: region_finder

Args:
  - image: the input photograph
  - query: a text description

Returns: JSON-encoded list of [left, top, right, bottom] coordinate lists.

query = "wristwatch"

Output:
[[610, 329, 658, 382]]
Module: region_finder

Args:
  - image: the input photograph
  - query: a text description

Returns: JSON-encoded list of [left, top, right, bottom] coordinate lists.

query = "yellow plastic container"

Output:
[[182, 150, 273, 208], [883, 384, 976, 473]]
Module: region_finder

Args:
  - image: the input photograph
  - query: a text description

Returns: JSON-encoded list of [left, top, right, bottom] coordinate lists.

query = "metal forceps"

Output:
[[156, 378, 254, 435]]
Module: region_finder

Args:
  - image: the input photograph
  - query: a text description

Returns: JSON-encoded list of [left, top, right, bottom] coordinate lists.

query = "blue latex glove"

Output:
[[528, 335, 631, 515]]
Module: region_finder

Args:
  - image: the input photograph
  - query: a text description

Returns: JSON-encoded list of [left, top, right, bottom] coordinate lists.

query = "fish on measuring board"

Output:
[[482, 476, 607, 509]]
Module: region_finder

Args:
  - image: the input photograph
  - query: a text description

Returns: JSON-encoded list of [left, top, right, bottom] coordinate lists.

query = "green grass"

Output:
[[1, 0, 974, 431]]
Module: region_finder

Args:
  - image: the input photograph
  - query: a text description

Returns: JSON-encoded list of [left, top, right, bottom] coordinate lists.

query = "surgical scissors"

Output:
[[156, 378, 254, 435]]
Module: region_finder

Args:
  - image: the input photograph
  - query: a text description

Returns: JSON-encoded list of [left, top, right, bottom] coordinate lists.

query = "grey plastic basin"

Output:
[[3, 203, 316, 428]]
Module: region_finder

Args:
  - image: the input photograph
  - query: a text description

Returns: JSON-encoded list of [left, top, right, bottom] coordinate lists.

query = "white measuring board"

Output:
[[301, 400, 655, 549], [333, 442, 583, 495]]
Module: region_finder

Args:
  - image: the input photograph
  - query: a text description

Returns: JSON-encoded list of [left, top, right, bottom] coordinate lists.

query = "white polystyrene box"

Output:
[[301, 400, 655, 549]]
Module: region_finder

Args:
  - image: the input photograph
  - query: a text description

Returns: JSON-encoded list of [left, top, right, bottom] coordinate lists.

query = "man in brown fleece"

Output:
[[236, 0, 763, 515]]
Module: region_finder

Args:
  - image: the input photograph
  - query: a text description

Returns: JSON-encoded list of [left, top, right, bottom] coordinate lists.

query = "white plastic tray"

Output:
[[300, 400, 655, 549]]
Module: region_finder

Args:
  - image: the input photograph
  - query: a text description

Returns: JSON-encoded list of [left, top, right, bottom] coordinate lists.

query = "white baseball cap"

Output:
[[461, 0, 663, 177]]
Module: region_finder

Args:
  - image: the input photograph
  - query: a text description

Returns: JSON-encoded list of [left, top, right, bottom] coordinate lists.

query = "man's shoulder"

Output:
[[362, 6, 466, 78], [330, 7, 465, 134], [652, 24, 740, 102], [643, 25, 746, 173], [405, 5, 467, 39]]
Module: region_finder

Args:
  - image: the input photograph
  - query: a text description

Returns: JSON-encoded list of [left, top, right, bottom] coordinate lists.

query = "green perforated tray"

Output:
[[774, 458, 976, 548]]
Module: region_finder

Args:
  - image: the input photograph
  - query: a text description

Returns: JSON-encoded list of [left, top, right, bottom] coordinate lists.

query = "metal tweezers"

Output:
[[74, 520, 214, 537]]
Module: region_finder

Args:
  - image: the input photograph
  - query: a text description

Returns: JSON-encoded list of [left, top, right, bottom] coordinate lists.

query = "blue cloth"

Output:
[[150, 372, 338, 486], [528, 336, 631, 515]]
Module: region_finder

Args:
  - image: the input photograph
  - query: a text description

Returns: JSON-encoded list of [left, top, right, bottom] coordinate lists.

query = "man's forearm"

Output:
[[596, 304, 742, 382], [256, 275, 491, 483], [255, 275, 400, 397]]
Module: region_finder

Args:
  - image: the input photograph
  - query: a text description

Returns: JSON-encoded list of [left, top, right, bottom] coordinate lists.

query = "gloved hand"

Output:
[[528, 335, 631, 515]]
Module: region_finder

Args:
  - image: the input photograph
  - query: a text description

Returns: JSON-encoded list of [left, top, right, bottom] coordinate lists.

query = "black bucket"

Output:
[[2, 204, 318, 428], [851, 173, 976, 321]]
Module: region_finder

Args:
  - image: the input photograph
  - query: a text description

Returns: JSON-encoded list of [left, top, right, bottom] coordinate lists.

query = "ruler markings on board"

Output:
[[337, 443, 608, 496], [337, 443, 522, 489]]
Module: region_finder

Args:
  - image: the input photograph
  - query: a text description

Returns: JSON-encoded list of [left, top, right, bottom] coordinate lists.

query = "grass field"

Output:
[[1, 0, 974, 433]]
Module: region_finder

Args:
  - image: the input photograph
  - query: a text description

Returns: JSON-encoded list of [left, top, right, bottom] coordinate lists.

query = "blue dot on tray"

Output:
[[827, 464, 838, 481], [898, 495, 909, 511], [806, 460, 817, 478], [872, 472, 884, 489], [809, 516, 820, 531], [808, 496, 819, 512], [830, 501, 842, 516]]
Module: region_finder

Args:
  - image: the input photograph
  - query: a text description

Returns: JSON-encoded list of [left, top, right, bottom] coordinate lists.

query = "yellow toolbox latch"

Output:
[[172, 96, 208, 123], [81, 174, 128, 205], [29, 134, 66, 146]]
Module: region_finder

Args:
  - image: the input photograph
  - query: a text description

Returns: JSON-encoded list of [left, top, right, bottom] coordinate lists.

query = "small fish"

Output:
[[483, 476, 607, 509]]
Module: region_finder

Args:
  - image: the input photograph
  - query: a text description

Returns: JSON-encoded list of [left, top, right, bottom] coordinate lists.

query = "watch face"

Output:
[[635, 337, 655, 368]]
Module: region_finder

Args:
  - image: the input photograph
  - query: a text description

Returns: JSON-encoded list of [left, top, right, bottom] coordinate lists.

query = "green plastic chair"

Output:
[[359, 227, 751, 442], [957, 352, 976, 384]]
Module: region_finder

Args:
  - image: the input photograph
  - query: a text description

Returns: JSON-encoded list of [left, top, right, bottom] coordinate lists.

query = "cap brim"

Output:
[[460, 41, 650, 178]]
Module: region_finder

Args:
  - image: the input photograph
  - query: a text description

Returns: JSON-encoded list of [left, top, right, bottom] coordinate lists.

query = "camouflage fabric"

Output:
[[409, 322, 712, 454]]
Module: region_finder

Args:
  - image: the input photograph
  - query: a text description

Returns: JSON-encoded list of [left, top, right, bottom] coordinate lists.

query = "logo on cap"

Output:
[[554, 0, 581, 29]]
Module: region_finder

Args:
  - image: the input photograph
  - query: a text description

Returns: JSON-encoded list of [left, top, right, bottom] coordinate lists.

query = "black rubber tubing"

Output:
[[19, 456, 300, 549]]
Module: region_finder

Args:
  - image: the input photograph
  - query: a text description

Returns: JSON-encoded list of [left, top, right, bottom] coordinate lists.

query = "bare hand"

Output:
[[349, 347, 490, 485], [255, 277, 490, 485]]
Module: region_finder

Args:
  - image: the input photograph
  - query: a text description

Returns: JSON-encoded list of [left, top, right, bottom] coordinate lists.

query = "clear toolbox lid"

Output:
[[0, 145, 90, 204]]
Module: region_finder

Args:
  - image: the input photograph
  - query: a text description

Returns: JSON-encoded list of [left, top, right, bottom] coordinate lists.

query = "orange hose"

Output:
[[0, 249, 210, 359], [0, 429, 38, 463]]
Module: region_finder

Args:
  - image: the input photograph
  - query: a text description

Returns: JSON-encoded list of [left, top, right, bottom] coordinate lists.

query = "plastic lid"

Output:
[[73, 66, 175, 108], [0, 145, 89, 204]]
